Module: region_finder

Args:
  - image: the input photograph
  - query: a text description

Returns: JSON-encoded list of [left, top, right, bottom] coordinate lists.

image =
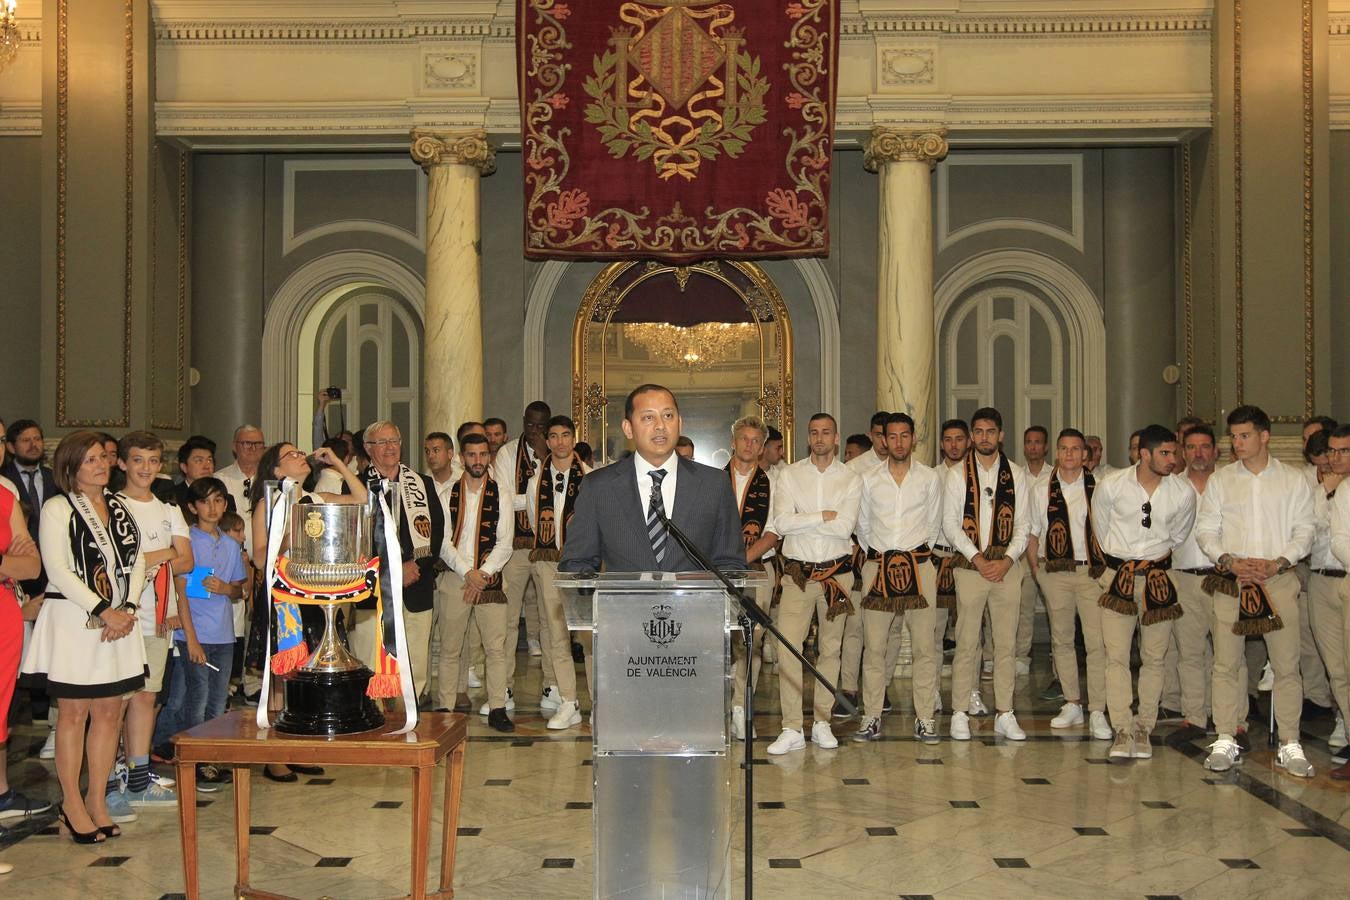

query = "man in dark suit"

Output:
[[2, 419, 58, 597], [560, 384, 745, 574]]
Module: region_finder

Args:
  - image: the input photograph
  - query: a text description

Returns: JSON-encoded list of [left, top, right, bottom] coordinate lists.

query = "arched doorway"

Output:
[[572, 261, 793, 465]]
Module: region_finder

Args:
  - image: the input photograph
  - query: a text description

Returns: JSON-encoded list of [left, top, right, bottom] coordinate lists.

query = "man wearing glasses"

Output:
[[216, 425, 266, 544], [1090, 424, 1194, 761]]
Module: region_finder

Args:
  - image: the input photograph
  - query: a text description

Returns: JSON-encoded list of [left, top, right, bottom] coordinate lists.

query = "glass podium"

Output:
[[557, 571, 770, 900]]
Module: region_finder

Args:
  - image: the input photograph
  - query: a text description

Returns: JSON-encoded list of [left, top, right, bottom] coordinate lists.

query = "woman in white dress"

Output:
[[21, 432, 146, 843]]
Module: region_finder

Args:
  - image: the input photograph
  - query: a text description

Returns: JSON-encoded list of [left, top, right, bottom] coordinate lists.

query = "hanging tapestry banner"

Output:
[[517, 0, 840, 262]]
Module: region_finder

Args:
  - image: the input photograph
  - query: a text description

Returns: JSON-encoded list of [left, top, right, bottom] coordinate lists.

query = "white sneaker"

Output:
[[539, 686, 562, 712], [479, 687, 515, 716], [1257, 661, 1274, 691], [732, 705, 746, 741], [528, 639, 542, 657], [994, 710, 1026, 741], [811, 722, 839, 750], [547, 700, 582, 731], [1330, 715, 1348, 752], [39, 729, 56, 760], [467, 667, 482, 689], [1014, 658, 1031, 676], [766, 728, 806, 755], [1089, 710, 1113, 741], [1050, 702, 1084, 729], [1277, 741, 1314, 778], [968, 691, 989, 717], [1204, 735, 1241, 772], [950, 710, 971, 741]]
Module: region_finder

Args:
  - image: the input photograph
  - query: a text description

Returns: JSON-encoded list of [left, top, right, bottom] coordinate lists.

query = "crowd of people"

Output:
[[1, 389, 1348, 873]]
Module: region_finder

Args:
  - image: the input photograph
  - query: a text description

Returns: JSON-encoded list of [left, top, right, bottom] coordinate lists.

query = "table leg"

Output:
[[234, 765, 252, 892], [439, 743, 466, 894], [177, 758, 199, 900], [411, 764, 433, 900]]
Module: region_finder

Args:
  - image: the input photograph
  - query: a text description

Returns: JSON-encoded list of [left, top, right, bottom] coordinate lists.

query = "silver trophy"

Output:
[[287, 502, 372, 673]]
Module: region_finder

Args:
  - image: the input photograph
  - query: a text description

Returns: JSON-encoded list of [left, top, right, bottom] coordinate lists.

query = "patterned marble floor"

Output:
[[2, 646, 1348, 899]]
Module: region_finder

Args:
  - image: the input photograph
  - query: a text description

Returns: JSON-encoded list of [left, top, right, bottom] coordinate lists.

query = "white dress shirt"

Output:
[[492, 438, 540, 514], [1195, 456, 1315, 565], [1029, 469, 1090, 562], [769, 457, 861, 562], [846, 448, 887, 478], [857, 461, 942, 553], [442, 480, 514, 578], [1091, 465, 1195, 561], [1309, 482, 1340, 571], [634, 452, 679, 521], [1170, 472, 1216, 570], [1331, 487, 1350, 570], [526, 456, 592, 540], [942, 454, 1031, 562]]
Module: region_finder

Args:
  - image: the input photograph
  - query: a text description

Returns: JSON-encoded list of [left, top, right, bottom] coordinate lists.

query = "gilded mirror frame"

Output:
[[571, 260, 794, 459]]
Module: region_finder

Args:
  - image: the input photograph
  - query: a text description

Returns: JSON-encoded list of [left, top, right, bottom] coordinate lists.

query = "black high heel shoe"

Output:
[[57, 808, 106, 844], [96, 824, 121, 839], [262, 766, 298, 784]]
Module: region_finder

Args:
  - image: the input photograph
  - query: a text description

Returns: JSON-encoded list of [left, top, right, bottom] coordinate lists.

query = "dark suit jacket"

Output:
[[0, 460, 57, 596], [559, 454, 745, 574], [347, 468, 445, 613]]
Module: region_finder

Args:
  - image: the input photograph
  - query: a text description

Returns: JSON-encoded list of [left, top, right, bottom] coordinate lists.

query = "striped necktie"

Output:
[[647, 469, 668, 565]]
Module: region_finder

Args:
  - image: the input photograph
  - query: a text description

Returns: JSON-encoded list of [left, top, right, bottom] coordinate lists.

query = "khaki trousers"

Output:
[[731, 582, 771, 710], [838, 590, 863, 693], [1016, 571, 1038, 664], [433, 571, 510, 710], [1172, 571, 1216, 726], [1213, 571, 1302, 739], [352, 604, 433, 702], [952, 561, 1024, 712], [1308, 573, 1350, 721], [499, 548, 534, 687], [859, 560, 937, 720], [1038, 567, 1106, 712], [1098, 568, 1174, 732], [530, 560, 580, 703], [775, 578, 848, 731]]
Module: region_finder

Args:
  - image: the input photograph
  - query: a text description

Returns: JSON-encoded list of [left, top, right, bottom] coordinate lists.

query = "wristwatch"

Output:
[[1274, 557, 1292, 575]]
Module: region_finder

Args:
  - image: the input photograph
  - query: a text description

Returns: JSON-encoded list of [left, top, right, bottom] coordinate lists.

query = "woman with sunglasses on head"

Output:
[[21, 432, 146, 843], [246, 443, 366, 782]]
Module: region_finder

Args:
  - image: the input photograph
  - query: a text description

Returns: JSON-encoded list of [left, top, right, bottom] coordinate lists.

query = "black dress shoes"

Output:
[[487, 708, 515, 733], [288, 765, 325, 776], [262, 767, 298, 784]]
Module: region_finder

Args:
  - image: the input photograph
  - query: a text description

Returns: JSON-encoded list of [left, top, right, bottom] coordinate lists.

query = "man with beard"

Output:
[[945, 408, 1031, 741], [435, 434, 515, 732], [1092, 425, 1195, 760], [483, 417, 509, 462], [1, 419, 56, 598], [854, 413, 943, 743]]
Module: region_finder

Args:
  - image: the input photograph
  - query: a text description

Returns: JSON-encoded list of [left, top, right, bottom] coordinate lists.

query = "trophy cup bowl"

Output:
[[273, 502, 384, 736]]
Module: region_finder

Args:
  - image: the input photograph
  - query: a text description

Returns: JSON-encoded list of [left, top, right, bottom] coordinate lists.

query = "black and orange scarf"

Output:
[[727, 463, 772, 551], [1203, 569, 1284, 635], [511, 441, 539, 549], [1099, 552, 1180, 625], [954, 452, 1016, 568], [449, 477, 506, 603], [865, 545, 932, 613], [1043, 470, 1106, 578], [530, 456, 585, 562], [783, 554, 853, 621], [932, 554, 957, 608]]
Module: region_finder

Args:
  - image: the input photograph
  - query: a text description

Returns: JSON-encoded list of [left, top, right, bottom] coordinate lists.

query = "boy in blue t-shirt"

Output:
[[154, 477, 245, 790]]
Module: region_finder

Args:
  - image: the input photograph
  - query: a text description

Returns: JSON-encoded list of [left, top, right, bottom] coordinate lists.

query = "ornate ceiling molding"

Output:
[[845, 9, 1212, 39], [153, 17, 513, 44]]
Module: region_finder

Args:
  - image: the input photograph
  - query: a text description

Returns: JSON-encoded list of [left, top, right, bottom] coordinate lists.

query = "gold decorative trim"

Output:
[[409, 129, 496, 175], [571, 261, 794, 456], [1232, 0, 1243, 405], [1181, 142, 1194, 416], [863, 127, 949, 171], [1300, 0, 1314, 420], [55, 0, 134, 429]]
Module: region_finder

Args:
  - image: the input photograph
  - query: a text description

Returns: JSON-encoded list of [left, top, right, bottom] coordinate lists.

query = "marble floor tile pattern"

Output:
[[2, 648, 1348, 899]]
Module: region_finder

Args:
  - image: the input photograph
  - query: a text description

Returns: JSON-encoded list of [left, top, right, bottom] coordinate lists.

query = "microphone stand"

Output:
[[656, 510, 856, 900]]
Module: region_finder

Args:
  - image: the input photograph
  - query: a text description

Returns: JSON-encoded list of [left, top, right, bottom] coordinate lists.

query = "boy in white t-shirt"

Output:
[[106, 431, 195, 820]]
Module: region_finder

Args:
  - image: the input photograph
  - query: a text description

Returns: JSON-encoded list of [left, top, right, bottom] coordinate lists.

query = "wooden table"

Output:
[[173, 710, 467, 900]]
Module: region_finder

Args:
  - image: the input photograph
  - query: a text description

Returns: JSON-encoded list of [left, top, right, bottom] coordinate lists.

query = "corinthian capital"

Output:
[[863, 127, 949, 172], [410, 129, 497, 175]]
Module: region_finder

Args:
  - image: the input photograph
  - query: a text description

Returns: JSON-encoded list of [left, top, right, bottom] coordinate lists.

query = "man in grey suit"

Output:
[[560, 384, 746, 574]]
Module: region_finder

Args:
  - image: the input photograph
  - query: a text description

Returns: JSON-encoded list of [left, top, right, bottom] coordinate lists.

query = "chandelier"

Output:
[[0, 1, 19, 74], [624, 322, 758, 370]]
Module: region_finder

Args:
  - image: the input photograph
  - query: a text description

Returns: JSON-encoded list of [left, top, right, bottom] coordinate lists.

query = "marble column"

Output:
[[410, 129, 496, 435], [864, 127, 949, 463]]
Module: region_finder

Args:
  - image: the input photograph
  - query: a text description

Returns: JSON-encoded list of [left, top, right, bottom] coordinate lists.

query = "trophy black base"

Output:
[[275, 667, 385, 737]]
